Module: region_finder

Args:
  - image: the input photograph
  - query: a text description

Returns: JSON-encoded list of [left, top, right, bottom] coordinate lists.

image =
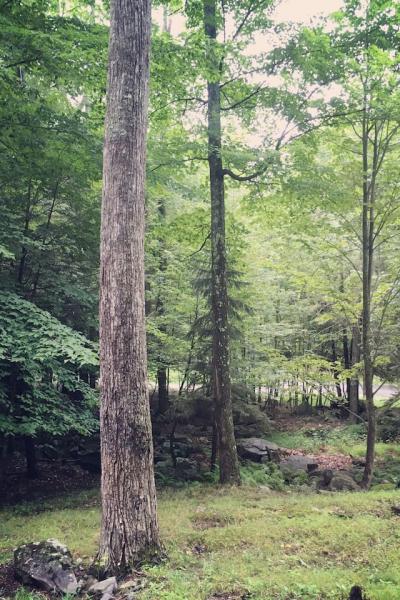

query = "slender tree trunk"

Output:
[[155, 14, 170, 414], [361, 94, 376, 489], [203, 0, 240, 485], [31, 180, 60, 299], [210, 416, 218, 472], [349, 324, 360, 423], [157, 367, 169, 413], [178, 296, 199, 396], [343, 330, 351, 401], [24, 437, 39, 479], [331, 340, 342, 398], [17, 181, 32, 287], [98, 0, 161, 573]]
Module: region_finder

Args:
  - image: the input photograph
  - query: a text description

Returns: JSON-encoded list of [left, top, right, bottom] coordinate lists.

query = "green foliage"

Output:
[[13, 590, 46, 600], [0, 292, 98, 437], [240, 462, 286, 490]]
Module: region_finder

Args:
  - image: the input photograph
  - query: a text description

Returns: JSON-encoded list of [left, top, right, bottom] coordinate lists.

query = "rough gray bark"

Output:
[[203, 0, 240, 485], [98, 0, 161, 572]]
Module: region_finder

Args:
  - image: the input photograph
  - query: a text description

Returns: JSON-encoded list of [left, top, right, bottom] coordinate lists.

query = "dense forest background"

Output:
[[1, 0, 400, 490]]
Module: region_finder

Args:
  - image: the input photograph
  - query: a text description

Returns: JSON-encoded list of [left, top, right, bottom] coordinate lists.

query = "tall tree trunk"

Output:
[[155, 11, 170, 415], [203, 0, 240, 485], [361, 94, 376, 489], [98, 0, 161, 573]]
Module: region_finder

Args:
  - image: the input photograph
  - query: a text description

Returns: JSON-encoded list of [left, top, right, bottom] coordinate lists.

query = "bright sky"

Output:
[[155, 0, 345, 35], [152, 0, 346, 147], [273, 0, 343, 23]]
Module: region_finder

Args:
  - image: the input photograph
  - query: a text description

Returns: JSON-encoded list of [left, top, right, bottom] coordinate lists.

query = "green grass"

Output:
[[2, 486, 400, 600], [269, 424, 400, 459]]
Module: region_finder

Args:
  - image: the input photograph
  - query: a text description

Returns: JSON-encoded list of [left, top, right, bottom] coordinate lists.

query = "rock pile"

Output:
[[13, 540, 145, 599]]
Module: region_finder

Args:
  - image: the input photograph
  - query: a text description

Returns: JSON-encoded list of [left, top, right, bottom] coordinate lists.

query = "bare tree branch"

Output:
[[149, 156, 208, 172]]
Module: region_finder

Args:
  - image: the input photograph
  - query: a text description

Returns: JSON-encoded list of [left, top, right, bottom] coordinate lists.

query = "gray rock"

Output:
[[258, 485, 271, 493], [311, 469, 360, 491], [329, 472, 360, 491], [237, 438, 281, 463], [14, 539, 78, 594], [78, 575, 98, 591], [89, 576, 117, 594], [309, 468, 334, 489], [280, 455, 319, 473]]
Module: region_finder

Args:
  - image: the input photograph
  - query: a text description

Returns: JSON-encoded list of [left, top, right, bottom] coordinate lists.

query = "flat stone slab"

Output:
[[280, 455, 319, 472], [237, 438, 281, 463], [89, 576, 117, 593]]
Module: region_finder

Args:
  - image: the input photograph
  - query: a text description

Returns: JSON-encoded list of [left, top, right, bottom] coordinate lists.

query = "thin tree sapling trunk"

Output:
[[349, 323, 360, 423], [360, 87, 376, 489], [24, 437, 39, 479]]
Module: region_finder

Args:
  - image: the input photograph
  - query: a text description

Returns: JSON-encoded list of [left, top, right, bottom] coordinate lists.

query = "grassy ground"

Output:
[[2, 420, 400, 600], [1, 484, 400, 600], [269, 424, 400, 461]]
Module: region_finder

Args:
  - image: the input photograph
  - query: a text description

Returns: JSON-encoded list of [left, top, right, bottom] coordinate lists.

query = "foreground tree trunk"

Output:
[[98, 0, 161, 573], [203, 0, 240, 485]]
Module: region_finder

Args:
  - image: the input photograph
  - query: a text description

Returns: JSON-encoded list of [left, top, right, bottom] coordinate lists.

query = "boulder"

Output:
[[279, 455, 319, 473], [312, 469, 360, 491], [14, 539, 78, 594], [329, 472, 360, 491], [309, 469, 334, 489], [237, 438, 280, 463], [89, 576, 117, 593]]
